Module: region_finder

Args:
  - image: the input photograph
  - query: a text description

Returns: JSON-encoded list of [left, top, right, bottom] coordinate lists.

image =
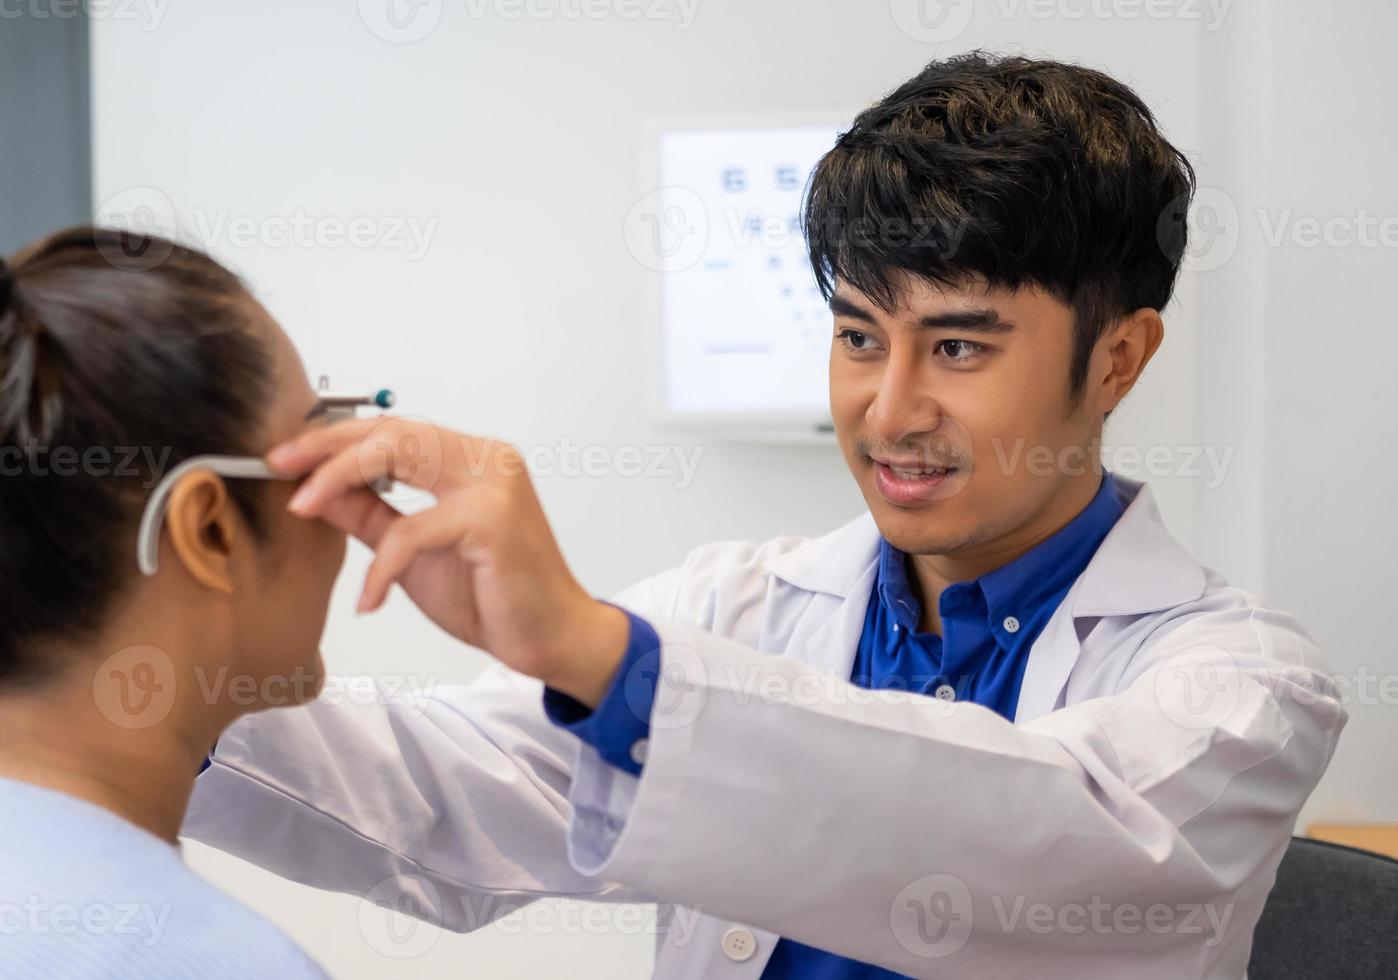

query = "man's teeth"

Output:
[[890, 465, 950, 479]]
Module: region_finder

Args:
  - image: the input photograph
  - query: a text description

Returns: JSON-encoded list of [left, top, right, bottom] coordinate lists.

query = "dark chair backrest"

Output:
[[1248, 836, 1398, 979]]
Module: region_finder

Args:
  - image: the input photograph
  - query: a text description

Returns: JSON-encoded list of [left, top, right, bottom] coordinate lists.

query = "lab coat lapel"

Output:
[[1016, 476, 1208, 721], [766, 477, 1208, 724], [762, 511, 880, 679], [1013, 579, 1087, 722], [798, 562, 878, 678]]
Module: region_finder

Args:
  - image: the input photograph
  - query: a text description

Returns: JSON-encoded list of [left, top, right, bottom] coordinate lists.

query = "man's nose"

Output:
[[865, 354, 942, 445]]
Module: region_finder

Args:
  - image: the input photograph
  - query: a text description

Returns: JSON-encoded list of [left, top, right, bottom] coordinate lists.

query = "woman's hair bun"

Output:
[[0, 225, 277, 684]]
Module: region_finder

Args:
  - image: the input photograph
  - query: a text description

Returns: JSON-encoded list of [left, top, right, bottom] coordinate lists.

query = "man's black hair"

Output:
[[803, 50, 1196, 405]]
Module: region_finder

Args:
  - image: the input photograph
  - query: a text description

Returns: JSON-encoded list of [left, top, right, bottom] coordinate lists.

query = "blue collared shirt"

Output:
[[848, 468, 1130, 716], [544, 471, 1129, 977]]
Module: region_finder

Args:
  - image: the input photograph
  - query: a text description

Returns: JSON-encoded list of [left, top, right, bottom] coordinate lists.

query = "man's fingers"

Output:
[[358, 508, 469, 612], [316, 485, 403, 548], [266, 416, 381, 477], [285, 418, 447, 517]]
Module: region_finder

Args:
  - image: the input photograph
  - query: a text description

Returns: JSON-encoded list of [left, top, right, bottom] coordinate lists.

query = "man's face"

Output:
[[829, 273, 1102, 561]]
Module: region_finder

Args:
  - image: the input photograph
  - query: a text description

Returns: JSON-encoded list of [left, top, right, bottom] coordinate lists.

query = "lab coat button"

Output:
[[630, 738, 648, 766], [934, 684, 956, 701], [721, 927, 757, 961], [1003, 615, 1020, 633]]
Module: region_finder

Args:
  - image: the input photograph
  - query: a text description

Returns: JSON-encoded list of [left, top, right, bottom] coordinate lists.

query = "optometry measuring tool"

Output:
[[135, 376, 397, 576]]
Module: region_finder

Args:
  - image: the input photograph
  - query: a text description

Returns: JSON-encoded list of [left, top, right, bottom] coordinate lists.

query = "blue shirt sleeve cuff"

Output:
[[542, 601, 661, 777]]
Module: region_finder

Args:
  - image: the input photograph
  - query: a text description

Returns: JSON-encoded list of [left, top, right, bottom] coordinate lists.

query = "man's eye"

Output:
[[937, 339, 985, 360], [836, 328, 874, 351]]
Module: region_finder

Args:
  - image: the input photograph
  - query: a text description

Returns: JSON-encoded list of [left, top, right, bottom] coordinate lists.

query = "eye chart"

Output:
[[635, 119, 846, 431]]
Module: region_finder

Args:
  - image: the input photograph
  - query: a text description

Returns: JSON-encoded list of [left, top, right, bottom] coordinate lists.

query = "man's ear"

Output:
[[1094, 307, 1164, 415], [164, 474, 239, 595]]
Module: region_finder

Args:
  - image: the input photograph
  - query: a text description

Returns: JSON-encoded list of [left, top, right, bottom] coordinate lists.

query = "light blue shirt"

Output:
[[0, 775, 327, 979]]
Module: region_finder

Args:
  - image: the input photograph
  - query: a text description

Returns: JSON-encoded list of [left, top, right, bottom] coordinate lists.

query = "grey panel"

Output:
[[0, 8, 91, 254]]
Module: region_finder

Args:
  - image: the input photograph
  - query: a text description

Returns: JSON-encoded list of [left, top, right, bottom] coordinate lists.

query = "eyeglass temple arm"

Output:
[[135, 455, 287, 577]]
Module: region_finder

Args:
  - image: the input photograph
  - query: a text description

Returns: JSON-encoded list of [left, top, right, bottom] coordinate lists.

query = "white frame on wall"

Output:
[[638, 110, 856, 444]]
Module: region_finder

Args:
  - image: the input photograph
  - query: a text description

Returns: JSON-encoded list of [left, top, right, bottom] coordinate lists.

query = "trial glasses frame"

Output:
[[135, 376, 395, 576]]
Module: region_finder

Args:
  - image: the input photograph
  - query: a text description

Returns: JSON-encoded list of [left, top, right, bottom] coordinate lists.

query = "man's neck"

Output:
[[907, 472, 1105, 635]]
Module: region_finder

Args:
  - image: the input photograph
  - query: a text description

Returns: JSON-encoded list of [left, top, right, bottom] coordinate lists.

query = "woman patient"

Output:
[[0, 225, 343, 977]]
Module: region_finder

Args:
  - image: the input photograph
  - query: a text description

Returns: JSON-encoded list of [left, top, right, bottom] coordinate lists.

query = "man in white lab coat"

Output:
[[184, 53, 1345, 979]]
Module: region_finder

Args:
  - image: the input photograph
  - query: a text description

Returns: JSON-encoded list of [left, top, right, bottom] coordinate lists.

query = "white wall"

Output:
[[1253, 1, 1398, 826], [1191, 0, 1398, 829], [87, 1, 1392, 976]]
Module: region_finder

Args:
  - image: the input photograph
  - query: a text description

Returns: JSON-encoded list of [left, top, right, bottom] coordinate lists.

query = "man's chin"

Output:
[[867, 492, 984, 556]]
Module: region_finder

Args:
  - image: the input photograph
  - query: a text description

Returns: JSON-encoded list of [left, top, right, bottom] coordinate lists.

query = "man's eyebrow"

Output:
[[916, 309, 1016, 334], [830, 294, 879, 323], [830, 294, 1016, 334]]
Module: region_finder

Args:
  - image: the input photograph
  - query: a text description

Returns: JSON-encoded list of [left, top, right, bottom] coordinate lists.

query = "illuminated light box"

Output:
[[633, 115, 850, 443]]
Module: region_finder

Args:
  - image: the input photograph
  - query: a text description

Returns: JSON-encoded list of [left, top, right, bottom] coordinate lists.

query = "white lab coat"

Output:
[[183, 476, 1346, 979]]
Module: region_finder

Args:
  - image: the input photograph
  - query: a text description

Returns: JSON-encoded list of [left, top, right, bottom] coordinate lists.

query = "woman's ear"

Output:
[[164, 473, 239, 595], [1095, 307, 1165, 414]]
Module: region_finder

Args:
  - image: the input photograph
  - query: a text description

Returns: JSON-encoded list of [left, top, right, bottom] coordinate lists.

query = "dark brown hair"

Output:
[[0, 225, 274, 683]]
